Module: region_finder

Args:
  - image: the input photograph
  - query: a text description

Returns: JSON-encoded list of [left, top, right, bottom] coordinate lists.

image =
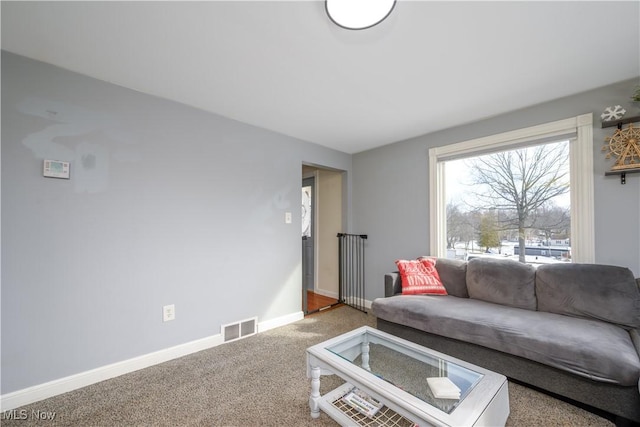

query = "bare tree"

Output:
[[533, 203, 570, 246], [461, 211, 478, 251], [446, 202, 464, 249], [468, 143, 569, 262], [446, 202, 478, 253]]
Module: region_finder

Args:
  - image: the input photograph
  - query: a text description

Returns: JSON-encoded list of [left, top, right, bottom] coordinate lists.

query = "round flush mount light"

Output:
[[326, 0, 396, 30]]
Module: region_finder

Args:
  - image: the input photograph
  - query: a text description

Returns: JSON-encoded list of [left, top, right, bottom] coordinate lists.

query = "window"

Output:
[[445, 141, 570, 263], [429, 114, 594, 263]]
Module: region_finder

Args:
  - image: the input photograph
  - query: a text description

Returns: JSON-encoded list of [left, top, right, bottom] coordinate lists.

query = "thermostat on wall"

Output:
[[43, 160, 70, 179]]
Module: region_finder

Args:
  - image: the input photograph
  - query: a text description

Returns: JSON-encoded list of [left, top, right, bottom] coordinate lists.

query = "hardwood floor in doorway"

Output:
[[306, 291, 340, 314]]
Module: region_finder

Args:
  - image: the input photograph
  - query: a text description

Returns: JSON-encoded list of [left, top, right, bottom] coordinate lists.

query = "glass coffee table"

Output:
[[307, 326, 508, 426]]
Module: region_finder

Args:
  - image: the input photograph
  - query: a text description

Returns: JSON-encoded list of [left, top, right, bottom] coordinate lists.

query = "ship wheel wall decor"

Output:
[[602, 122, 640, 171]]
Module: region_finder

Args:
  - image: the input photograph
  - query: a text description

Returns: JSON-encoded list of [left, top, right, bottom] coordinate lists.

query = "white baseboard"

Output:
[[1, 311, 303, 411], [258, 311, 304, 333]]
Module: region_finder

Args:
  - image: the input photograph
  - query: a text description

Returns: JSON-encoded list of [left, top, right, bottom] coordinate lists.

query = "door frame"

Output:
[[302, 175, 316, 314]]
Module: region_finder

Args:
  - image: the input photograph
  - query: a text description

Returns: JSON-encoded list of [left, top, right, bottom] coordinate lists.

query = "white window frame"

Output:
[[429, 113, 594, 263]]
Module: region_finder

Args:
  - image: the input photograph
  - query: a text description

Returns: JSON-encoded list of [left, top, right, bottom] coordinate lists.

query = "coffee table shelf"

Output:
[[319, 382, 417, 427]]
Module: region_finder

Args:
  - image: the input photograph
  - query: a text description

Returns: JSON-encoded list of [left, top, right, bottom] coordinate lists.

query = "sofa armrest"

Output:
[[630, 329, 640, 394], [385, 272, 402, 297], [631, 328, 640, 358]]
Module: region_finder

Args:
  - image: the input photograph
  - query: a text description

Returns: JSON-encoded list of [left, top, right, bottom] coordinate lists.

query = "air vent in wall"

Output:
[[222, 317, 257, 343]]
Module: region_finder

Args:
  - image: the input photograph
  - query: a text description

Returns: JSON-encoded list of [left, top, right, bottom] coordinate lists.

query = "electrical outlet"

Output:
[[285, 212, 292, 224], [163, 304, 175, 322]]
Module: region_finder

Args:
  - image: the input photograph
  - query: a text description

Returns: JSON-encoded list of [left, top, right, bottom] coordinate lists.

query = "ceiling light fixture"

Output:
[[326, 0, 396, 30]]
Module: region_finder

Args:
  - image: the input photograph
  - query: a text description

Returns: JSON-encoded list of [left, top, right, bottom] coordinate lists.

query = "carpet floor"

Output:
[[2, 306, 614, 426]]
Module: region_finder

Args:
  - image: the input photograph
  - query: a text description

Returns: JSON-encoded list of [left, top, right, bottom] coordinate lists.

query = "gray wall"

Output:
[[354, 78, 640, 301], [3, 49, 639, 396], [1, 52, 352, 393]]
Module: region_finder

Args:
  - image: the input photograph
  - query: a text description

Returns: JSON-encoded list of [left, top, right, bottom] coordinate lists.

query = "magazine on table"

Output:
[[342, 387, 383, 418]]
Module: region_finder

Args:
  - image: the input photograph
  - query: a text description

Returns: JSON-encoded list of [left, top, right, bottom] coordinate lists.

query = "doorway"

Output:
[[302, 166, 342, 314], [302, 177, 315, 308]]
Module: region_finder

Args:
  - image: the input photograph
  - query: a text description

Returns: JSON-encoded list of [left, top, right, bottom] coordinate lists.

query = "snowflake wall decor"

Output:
[[600, 105, 626, 122]]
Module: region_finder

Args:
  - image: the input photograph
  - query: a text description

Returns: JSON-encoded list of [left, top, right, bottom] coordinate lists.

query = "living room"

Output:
[[2, 1, 639, 425]]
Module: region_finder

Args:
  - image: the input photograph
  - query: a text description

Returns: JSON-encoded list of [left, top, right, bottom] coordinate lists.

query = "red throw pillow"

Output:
[[396, 258, 447, 295]]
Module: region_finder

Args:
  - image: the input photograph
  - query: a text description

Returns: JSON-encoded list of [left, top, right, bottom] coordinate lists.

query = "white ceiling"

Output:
[[2, 1, 639, 154]]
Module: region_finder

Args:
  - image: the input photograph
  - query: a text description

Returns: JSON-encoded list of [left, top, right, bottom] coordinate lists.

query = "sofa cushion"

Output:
[[536, 263, 640, 329], [372, 295, 640, 386], [466, 257, 536, 310], [419, 257, 468, 298], [396, 259, 447, 295]]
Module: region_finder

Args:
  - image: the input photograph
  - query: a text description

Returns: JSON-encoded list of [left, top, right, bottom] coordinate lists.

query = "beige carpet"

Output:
[[1, 306, 613, 426]]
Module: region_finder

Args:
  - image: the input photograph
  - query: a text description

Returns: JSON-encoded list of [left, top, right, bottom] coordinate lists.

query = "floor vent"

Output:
[[222, 317, 257, 343]]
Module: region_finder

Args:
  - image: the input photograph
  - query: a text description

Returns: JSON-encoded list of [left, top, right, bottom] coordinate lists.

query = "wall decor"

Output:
[[632, 86, 640, 102], [602, 122, 640, 184], [600, 105, 626, 122]]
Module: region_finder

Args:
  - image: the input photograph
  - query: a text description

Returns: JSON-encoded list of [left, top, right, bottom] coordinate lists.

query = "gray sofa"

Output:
[[371, 257, 640, 424]]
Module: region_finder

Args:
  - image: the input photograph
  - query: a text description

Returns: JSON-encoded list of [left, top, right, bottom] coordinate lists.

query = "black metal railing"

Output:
[[337, 233, 368, 313]]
